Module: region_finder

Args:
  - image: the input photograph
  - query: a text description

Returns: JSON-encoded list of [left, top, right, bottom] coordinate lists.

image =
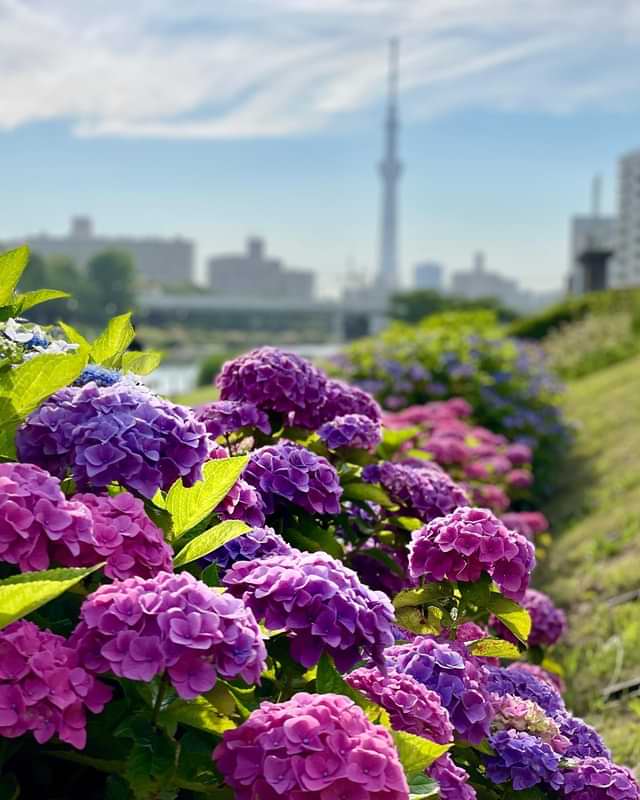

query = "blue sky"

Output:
[[1, 0, 640, 296]]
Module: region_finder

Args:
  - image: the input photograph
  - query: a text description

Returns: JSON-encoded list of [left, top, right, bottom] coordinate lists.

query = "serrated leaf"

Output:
[[467, 637, 522, 659], [166, 456, 248, 538], [7, 349, 87, 417], [393, 583, 453, 609], [0, 564, 103, 629], [392, 731, 450, 774], [487, 592, 531, 644], [173, 520, 249, 567], [0, 246, 29, 305], [58, 321, 91, 349], [342, 481, 395, 508], [160, 695, 237, 735], [12, 288, 70, 314], [91, 313, 135, 368], [316, 653, 384, 722], [121, 350, 164, 376]]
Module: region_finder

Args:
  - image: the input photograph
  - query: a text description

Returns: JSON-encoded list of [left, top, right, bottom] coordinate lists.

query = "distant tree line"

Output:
[[20, 250, 137, 330], [389, 289, 519, 324]]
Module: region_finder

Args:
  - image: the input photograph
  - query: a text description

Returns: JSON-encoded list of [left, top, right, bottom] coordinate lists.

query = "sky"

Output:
[[2, 0, 640, 297]]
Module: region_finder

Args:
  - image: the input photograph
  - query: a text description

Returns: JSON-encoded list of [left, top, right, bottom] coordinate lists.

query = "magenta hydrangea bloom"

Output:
[[204, 526, 294, 573], [509, 662, 566, 693], [213, 692, 409, 800], [194, 400, 271, 439], [485, 729, 563, 791], [217, 347, 328, 429], [501, 511, 549, 540], [484, 666, 565, 716], [319, 379, 383, 424], [362, 461, 469, 523], [70, 571, 266, 699], [409, 506, 535, 602], [318, 414, 382, 451], [492, 589, 567, 647], [16, 381, 210, 498], [63, 492, 173, 580], [505, 443, 533, 466], [215, 477, 266, 528], [385, 636, 494, 743], [428, 754, 477, 800], [346, 666, 453, 743], [507, 469, 533, 489], [0, 620, 112, 749], [562, 758, 640, 800], [469, 484, 510, 514], [223, 550, 395, 671], [0, 462, 95, 572], [244, 441, 342, 516]]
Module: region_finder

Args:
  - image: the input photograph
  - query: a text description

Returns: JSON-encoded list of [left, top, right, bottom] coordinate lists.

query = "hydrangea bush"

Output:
[[0, 245, 635, 800]]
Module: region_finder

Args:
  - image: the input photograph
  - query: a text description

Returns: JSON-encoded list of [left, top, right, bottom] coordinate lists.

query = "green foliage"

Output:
[[0, 565, 103, 629], [91, 313, 136, 367], [121, 350, 164, 375], [407, 773, 440, 799], [392, 731, 451, 774], [197, 351, 237, 387], [165, 456, 249, 539], [487, 593, 532, 644], [316, 653, 382, 721], [173, 520, 250, 567], [466, 637, 522, 659], [391, 288, 518, 324]]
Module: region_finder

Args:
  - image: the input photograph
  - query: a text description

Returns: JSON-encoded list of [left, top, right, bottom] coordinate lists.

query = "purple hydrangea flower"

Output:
[[485, 729, 563, 791], [70, 571, 266, 699], [213, 692, 409, 800], [0, 462, 95, 572], [501, 511, 549, 541], [562, 758, 640, 800], [0, 620, 112, 749], [409, 506, 535, 602], [509, 662, 566, 693], [244, 441, 342, 516], [16, 381, 210, 498], [470, 484, 510, 514], [318, 414, 382, 451], [65, 492, 173, 580], [362, 461, 469, 523], [348, 541, 410, 597], [194, 400, 271, 439], [346, 666, 453, 743], [556, 714, 611, 759], [74, 365, 122, 387], [215, 477, 266, 528], [319, 379, 383, 424], [217, 347, 328, 429], [507, 469, 534, 489], [428, 754, 477, 800], [484, 666, 565, 716], [223, 550, 395, 671], [492, 589, 567, 647], [505, 443, 533, 466], [204, 526, 293, 573], [385, 636, 494, 743]]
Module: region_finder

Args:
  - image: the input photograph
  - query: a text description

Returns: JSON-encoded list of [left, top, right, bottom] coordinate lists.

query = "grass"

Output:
[[540, 356, 640, 764], [172, 384, 218, 407]]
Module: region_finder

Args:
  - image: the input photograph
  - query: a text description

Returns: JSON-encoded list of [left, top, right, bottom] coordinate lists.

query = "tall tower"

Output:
[[376, 38, 402, 294]]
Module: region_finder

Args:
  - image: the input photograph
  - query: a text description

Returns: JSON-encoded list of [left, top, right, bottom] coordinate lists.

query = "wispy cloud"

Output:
[[1, 0, 639, 138]]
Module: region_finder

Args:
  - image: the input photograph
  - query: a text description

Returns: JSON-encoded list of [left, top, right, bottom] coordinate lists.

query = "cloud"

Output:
[[1, 0, 640, 138]]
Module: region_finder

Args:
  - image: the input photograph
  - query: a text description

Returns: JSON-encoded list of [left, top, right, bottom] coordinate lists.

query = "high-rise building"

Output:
[[207, 237, 314, 301], [612, 150, 640, 288], [414, 261, 444, 292], [376, 38, 402, 295], [0, 216, 193, 285], [567, 176, 616, 294]]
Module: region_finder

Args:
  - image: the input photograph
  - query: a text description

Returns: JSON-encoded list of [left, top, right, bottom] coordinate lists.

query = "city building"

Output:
[[206, 237, 314, 301], [0, 216, 194, 285], [450, 252, 519, 305], [611, 150, 640, 288], [414, 261, 444, 292]]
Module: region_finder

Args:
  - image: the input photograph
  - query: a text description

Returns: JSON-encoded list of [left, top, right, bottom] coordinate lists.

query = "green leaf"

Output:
[[287, 525, 343, 559], [341, 481, 395, 508], [0, 564, 103, 629], [407, 773, 440, 799], [392, 731, 450, 774], [173, 520, 249, 567], [160, 695, 237, 735], [487, 592, 532, 644], [125, 727, 177, 800], [5, 349, 88, 417], [121, 350, 164, 375], [0, 774, 20, 800], [467, 637, 522, 660], [377, 426, 420, 458], [396, 606, 444, 636], [12, 288, 70, 314], [58, 321, 91, 349], [316, 653, 383, 722], [0, 246, 29, 306], [395, 516, 424, 531], [393, 584, 453, 610], [166, 456, 248, 538], [91, 313, 135, 368]]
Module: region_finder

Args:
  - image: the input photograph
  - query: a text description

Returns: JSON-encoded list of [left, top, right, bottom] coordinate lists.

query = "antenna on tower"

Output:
[[591, 174, 602, 218], [388, 37, 399, 111]]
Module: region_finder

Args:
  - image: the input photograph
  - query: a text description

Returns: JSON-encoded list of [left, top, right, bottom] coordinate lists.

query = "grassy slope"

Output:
[[541, 356, 640, 764]]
